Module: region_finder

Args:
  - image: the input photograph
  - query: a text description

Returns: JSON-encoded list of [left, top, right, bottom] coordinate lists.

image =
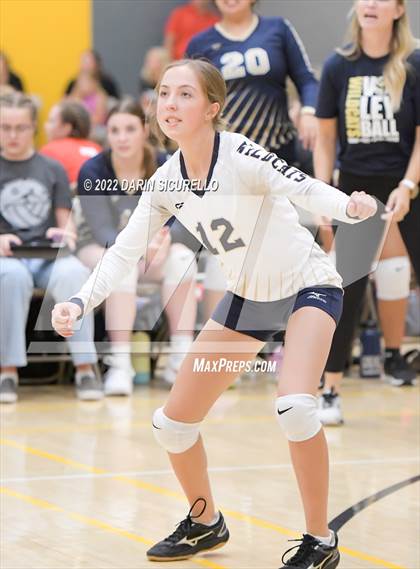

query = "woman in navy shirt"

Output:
[[187, 0, 318, 161], [315, 0, 420, 424]]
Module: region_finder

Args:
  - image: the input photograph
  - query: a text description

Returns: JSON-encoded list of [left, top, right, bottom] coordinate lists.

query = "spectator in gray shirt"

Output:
[[0, 92, 102, 403]]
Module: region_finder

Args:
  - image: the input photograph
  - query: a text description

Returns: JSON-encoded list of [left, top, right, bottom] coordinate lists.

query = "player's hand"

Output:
[[298, 114, 317, 151], [0, 234, 22, 257], [51, 302, 82, 337], [46, 227, 77, 252], [382, 185, 410, 222], [346, 191, 377, 220]]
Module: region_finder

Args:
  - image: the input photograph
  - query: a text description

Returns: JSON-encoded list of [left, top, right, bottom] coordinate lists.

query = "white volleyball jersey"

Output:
[[75, 131, 361, 314]]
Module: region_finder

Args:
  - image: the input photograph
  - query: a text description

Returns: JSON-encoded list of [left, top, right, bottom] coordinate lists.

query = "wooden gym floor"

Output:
[[1, 373, 419, 569]]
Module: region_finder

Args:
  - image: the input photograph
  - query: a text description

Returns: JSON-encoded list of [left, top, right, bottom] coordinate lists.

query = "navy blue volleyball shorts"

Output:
[[211, 286, 344, 342]]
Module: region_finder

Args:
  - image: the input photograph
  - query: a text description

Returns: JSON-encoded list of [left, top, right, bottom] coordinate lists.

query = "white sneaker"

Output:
[[75, 372, 104, 401], [104, 367, 134, 396], [317, 388, 344, 426], [0, 374, 18, 404]]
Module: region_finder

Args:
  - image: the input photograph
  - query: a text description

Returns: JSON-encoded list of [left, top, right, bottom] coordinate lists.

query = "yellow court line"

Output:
[[339, 546, 405, 569], [0, 487, 227, 569], [1, 438, 106, 474], [1, 438, 409, 569]]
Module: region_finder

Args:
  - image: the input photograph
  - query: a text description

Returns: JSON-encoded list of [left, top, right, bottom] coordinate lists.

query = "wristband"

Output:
[[400, 178, 418, 199], [300, 106, 316, 116], [69, 297, 84, 320]]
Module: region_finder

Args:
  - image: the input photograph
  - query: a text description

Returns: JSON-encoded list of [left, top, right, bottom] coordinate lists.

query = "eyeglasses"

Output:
[[0, 124, 34, 134]]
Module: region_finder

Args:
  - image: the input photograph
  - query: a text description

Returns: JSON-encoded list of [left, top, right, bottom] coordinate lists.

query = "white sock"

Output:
[[108, 343, 133, 371], [312, 530, 335, 546], [200, 512, 220, 526], [170, 334, 193, 350]]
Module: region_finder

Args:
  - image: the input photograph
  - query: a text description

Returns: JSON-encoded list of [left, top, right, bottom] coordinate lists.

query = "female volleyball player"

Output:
[[315, 0, 420, 424], [52, 60, 377, 568]]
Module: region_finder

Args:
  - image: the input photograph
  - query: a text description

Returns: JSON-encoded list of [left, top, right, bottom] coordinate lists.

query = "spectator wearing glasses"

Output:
[[0, 92, 102, 404]]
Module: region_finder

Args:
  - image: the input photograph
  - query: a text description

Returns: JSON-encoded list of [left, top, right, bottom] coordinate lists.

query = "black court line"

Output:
[[329, 474, 420, 532]]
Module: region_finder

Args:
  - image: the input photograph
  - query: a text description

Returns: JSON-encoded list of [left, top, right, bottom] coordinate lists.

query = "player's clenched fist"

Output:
[[51, 302, 82, 337], [346, 191, 377, 220]]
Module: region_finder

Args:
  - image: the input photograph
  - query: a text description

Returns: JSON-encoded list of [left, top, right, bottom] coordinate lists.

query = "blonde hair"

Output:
[[337, 0, 418, 111], [140, 47, 171, 86], [0, 91, 38, 122], [150, 59, 227, 143]]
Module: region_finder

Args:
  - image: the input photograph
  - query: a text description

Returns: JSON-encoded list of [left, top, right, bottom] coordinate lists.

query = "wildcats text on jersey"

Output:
[[236, 140, 307, 183]]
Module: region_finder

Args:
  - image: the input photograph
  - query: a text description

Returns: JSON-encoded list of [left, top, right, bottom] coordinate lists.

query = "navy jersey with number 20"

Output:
[[186, 17, 318, 154]]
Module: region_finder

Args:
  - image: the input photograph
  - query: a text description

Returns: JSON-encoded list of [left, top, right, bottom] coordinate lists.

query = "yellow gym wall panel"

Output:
[[0, 0, 92, 145]]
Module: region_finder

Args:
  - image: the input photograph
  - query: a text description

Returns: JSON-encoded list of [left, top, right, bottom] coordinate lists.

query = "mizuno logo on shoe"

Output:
[[277, 406, 293, 416], [307, 551, 337, 569], [177, 530, 213, 547], [175, 202, 184, 209]]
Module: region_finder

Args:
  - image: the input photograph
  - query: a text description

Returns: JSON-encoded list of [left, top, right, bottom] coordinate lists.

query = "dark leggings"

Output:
[[326, 171, 420, 372]]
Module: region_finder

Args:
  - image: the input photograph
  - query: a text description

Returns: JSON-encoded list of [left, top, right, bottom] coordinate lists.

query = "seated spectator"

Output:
[[67, 71, 108, 127], [65, 49, 120, 99], [0, 52, 25, 92], [0, 92, 102, 404], [41, 101, 101, 189], [164, 0, 219, 60], [77, 99, 198, 392], [139, 47, 170, 113]]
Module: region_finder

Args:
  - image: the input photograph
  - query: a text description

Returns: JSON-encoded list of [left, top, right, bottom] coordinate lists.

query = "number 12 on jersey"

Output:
[[196, 218, 245, 255]]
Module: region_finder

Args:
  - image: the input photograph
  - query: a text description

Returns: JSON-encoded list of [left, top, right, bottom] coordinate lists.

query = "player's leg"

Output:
[[376, 222, 416, 386], [320, 276, 368, 424], [160, 243, 198, 384], [0, 257, 33, 403], [320, 171, 386, 424], [78, 243, 137, 394], [277, 305, 340, 568], [147, 318, 264, 561], [36, 256, 101, 400]]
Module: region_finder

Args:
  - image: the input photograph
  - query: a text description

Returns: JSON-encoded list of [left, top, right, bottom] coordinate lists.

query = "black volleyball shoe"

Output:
[[279, 532, 340, 569], [147, 498, 229, 562]]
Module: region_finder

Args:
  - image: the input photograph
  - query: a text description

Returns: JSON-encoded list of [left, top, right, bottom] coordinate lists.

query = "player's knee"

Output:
[[374, 256, 410, 300], [275, 394, 321, 442], [163, 244, 197, 285], [152, 407, 201, 453]]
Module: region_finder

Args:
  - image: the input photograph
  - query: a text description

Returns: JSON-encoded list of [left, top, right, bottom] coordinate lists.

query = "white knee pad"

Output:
[[204, 254, 227, 291], [152, 407, 201, 454], [374, 256, 410, 300], [163, 244, 197, 286], [275, 394, 321, 442]]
